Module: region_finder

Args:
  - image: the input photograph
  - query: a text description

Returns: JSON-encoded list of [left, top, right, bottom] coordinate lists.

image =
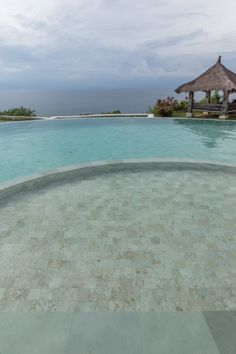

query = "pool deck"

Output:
[[2, 312, 236, 354], [1, 160, 236, 353]]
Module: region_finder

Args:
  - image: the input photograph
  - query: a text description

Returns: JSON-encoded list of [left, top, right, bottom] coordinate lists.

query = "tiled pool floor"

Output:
[[0, 167, 236, 312]]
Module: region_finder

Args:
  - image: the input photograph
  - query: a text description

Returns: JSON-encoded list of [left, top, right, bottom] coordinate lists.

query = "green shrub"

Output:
[[0, 106, 36, 117], [101, 110, 121, 114], [211, 90, 222, 103], [200, 90, 222, 104], [175, 99, 188, 111], [148, 105, 158, 116]]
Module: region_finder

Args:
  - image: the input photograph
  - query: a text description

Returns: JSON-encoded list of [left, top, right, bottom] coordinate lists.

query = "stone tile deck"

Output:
[[0, 312, 226, 354]]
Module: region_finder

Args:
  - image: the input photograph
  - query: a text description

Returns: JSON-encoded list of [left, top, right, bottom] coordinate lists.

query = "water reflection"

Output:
[[175, 119, 236, 148]]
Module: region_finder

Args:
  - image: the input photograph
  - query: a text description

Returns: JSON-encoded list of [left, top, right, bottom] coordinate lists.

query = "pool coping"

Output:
[[1, 159, 236, 201], [1, 116, 236, 124]]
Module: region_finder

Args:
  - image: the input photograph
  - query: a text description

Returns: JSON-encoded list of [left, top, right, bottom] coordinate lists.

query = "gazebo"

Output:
[[175, 56, 236, 119]]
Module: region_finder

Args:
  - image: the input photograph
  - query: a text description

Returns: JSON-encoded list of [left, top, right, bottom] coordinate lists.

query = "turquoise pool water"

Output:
[[1, 118, 236, 184]]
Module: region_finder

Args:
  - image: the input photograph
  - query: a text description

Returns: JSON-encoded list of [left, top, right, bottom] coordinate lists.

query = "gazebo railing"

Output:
[[192, 102, 236, 113], [192, 102, 222, 112], [228, 102, 236, 112]]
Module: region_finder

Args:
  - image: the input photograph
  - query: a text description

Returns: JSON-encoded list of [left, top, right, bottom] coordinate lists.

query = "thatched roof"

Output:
[[175, 57, 236, 93]]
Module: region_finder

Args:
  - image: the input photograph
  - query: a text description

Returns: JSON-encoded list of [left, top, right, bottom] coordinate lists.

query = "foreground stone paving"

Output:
[[0, 168, 236, 312]]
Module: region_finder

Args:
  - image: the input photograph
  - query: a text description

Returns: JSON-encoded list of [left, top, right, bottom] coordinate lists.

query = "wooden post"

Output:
[[202, 91, 211, 117], [206, 91, 211, 104], [186, 91, 194, 118], [203, 91, 211, 117], [220, 91, 229, 119]]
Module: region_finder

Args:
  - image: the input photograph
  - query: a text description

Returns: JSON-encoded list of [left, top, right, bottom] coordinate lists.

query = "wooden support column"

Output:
[[220, 91, 229, 119], [203, 91, 211, 117], [186, 91, 194, 118], [206, 91, 211, 104]]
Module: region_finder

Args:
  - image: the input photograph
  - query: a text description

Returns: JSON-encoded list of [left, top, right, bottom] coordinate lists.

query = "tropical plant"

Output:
[[101, 110, 121, 114], [200, 90, 222, 104], [211, 90, 222, 103], [175, 99, 188, 111], [0, 106, 36, 117], [155, 97, 177, 117], [148, 105, 158, 116]]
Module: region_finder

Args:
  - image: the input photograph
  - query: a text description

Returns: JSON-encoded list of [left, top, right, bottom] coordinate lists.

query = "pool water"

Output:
[[1, 118, 236, 184], [1, 166, 236, 311]]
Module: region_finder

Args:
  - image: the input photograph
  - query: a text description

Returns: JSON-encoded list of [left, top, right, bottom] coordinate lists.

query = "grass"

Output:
[[173, 111, 236, 120]]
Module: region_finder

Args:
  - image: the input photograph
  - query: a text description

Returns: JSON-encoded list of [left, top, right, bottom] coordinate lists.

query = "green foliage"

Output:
[[156, 97, 177, 117], [0, 106, 36, 117], [148, 105, 158, 116], [149, 91, 224, 117], [200, 90, 222, 104], [211, 90, 222, 103], [101, 110, 121, 114], [175, 99, 188, 111]]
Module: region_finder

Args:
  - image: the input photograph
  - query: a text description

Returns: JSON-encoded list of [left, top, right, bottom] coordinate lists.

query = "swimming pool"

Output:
[[1, 118, 236, 325], [1, 160, 236, 313], [1, 118, 236, 184]]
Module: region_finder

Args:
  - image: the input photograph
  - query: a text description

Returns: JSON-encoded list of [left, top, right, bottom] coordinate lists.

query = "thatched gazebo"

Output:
[[175, 56, 236, 119]]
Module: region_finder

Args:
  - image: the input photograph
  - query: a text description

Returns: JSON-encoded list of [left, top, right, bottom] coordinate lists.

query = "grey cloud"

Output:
[[143, 30, 207, 49], [0, 44, 38, 63], [13, 14, 49, 30], [174, 11, 210, 18], [0, 0, 236, 89]]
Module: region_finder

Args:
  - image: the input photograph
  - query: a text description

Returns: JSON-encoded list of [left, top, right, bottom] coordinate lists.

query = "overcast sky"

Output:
[[0, 0, 236, 89]]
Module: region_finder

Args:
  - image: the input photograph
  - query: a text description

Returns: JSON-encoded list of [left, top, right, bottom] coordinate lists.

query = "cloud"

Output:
[[1, 65, 32, 74], [142, 30, 207, 49], [0, 0, 235, 88]]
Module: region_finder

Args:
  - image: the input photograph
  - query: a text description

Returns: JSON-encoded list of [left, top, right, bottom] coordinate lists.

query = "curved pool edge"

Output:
[[1, 158, 236, 202]]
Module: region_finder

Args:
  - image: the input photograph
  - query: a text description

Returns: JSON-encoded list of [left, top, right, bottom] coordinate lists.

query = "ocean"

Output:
[[0, 88, 180, 116]]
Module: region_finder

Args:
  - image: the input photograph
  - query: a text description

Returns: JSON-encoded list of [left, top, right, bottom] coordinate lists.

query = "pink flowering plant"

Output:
[[156, 97, 178, 117]]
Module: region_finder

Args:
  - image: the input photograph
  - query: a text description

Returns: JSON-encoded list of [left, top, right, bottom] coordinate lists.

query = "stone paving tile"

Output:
[[204, 311, 236, 354], [0, 312, 223, 354], [138, 312, 220, 354], [0, 313, 72, 354], [0, 168, 236, 311], [67, 313, 142, 354]]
